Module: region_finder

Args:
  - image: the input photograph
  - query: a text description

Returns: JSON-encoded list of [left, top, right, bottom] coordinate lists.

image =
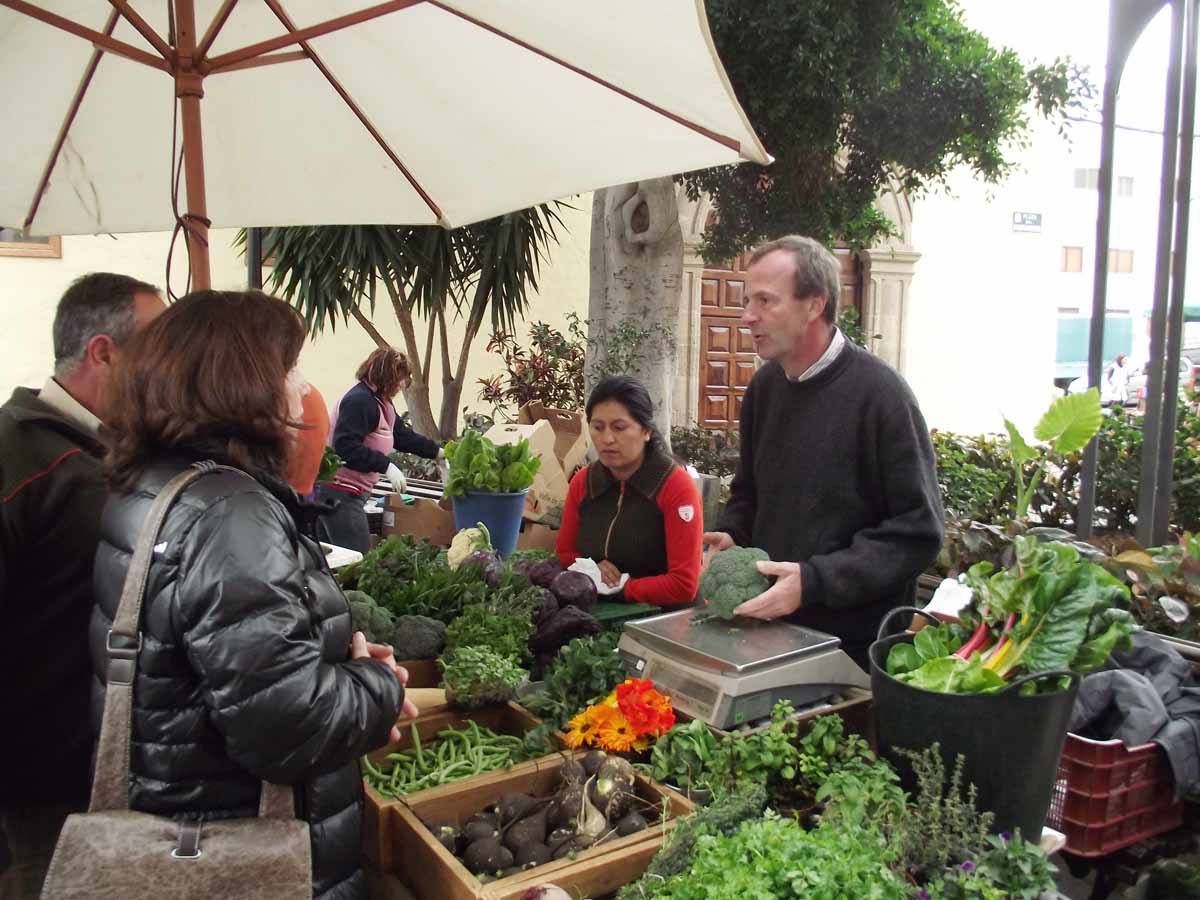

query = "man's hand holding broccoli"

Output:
[[733, 560, 802, 620]]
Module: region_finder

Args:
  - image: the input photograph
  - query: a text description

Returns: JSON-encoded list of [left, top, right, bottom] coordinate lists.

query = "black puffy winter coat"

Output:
[[90, 459, 402, 900]]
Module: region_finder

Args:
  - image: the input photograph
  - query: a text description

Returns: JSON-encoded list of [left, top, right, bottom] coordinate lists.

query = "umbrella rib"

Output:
[[426, 0, 741, 154], [204, 0, 426, 74], [196, 0, 239, 60], [107, 0, 173, 60], [209, 49, 308, 74], [261, 0, 446, 224], [0, 0, 170, 71], [23, 8, 121, 231]]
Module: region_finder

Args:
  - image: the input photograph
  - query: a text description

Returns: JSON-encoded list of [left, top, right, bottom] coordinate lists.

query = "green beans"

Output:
[[362, 720, 536, 799]]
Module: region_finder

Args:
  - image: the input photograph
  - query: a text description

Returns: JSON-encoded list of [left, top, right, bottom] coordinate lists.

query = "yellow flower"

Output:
[[597, 713, 637, 753]]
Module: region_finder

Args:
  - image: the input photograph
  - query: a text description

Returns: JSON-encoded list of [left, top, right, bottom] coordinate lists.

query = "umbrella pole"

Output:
[[175, 0, 211, 290]]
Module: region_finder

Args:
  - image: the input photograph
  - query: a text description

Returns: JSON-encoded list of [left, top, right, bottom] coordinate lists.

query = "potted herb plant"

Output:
[[442, 430, 540, 557]]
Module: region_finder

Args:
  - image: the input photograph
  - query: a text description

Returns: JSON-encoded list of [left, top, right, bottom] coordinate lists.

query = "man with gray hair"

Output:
[[702, 236, 943, 669], [0, 272, 163, 899]]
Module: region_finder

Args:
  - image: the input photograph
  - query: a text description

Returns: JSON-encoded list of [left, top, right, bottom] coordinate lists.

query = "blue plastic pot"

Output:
[[451, 490, 528, 558]]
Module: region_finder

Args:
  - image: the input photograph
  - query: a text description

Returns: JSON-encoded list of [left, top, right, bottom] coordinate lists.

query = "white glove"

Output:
[[435, 448, 449, 484], [385, 462, 407, 495]]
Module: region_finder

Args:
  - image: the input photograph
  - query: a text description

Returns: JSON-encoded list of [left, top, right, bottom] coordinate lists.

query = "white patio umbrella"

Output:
[[0, 0, 770, 288]]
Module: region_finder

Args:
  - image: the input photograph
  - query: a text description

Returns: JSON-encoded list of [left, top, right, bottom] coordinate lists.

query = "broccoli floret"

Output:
[[390, 615, 447, 660], [346, 589, 395, 644], [697, 547, 771, 619]]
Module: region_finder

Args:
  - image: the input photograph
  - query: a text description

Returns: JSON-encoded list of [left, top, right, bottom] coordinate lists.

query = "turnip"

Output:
[[463, 837, 513, 875], [518, 887, 574, 900], [514, 842, 552, 868]]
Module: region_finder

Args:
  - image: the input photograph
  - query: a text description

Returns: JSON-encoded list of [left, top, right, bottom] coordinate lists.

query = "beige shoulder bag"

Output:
[[41, 463, 312, 900]]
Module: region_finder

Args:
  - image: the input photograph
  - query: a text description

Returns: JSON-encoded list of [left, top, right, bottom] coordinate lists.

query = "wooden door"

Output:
[[699, 254, 755, 430], [697, 247, 862, 431]]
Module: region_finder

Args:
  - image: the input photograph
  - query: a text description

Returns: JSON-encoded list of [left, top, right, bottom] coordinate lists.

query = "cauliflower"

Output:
[[447, 522, 492, 570], [697, 547, 771, 619], [346, 589, 395, 643]]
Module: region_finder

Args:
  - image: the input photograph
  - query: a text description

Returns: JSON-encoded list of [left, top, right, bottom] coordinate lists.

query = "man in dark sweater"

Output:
[[0, 273, 164, 899], [704, 236, 943, 668]]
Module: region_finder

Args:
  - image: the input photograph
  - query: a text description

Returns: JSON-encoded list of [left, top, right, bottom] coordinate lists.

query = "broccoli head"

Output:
[[345, 589, 396, 643], [697, 547, 771, 619], [390, 615, 447, 660]]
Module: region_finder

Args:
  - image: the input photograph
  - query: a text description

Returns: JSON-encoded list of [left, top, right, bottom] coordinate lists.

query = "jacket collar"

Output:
[[3, 386, 106, 456], [587, 443, 676, 501]]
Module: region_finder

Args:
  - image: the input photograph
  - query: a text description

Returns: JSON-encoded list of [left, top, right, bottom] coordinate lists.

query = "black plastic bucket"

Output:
[[870, 607, 1080, 838]]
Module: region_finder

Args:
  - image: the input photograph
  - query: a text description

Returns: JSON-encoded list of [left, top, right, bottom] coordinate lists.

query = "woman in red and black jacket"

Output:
[[557, 376, 703, 606]]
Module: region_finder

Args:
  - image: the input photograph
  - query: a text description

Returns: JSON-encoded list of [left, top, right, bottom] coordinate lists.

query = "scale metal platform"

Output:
[[618, 607, 870, 730]]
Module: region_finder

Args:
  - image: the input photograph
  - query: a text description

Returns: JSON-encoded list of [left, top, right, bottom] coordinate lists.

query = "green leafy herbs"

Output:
[[643, 812, 909, 900], [888, 535, 1136, 694], [356, 535, 488, 622], [709, 701, 801, 796], [926, 832, 1057, 900], [442, 430, 541, 497], [440, 646, 527, 710], [441, 586, 542, 664], [522, 633, 626, 729], [894, 744, 994, 882], [647, 719, 722, 792]]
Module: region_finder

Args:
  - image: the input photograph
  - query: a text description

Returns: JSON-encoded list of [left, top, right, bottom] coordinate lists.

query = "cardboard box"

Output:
[[515, 522, 559, 553], [383, 751, 694, 900], [483, 420, 570, 525], [518, 402, 589, 478], [383, 495, 456, 546]]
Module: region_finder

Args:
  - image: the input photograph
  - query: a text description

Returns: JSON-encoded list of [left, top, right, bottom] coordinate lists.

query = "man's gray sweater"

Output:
[[717, 341, 944, 655]]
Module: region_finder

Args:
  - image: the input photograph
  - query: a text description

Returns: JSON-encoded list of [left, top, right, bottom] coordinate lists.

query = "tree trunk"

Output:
[[439, 272, 494, 438], [350, 306, 390, 349], [383, 278, 442, 441], [588, 178, 683, 446]]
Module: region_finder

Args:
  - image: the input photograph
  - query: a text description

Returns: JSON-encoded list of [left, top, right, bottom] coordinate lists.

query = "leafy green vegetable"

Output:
[[647, 719, 722, 791], [696, 546, 770, 619], [926, 831, 1057, 900], [1004, 388, 1102, 521], [357, 535, 488, 622], [442, 430, 541, 497], [440, 646, 527, 709], [442, 586, 541, 664], [522, 633, 625, 729], [317, 445, 342, 484]]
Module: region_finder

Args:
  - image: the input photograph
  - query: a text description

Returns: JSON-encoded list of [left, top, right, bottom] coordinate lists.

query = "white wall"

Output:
[[0, 198, 592, 427]]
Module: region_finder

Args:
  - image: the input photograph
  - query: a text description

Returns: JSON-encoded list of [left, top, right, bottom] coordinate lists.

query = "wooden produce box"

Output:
[[398, 659, 441, 689], [364, 703, 554, 869], [384, 752, 694, 900]]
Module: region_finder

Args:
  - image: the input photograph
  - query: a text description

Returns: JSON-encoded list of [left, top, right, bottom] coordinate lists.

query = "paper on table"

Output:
[[569, 557, 629, 595]]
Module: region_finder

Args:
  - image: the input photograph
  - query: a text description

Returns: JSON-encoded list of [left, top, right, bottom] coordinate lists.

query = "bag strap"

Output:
[[90, 462, 297, 820]]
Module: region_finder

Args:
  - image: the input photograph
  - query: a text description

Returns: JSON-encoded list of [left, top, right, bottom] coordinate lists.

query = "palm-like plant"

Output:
[[243, 203, 565, 440]]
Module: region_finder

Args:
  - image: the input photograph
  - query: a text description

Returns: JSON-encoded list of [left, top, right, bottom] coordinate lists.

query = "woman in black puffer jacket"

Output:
[[89, 290, 415, 900]]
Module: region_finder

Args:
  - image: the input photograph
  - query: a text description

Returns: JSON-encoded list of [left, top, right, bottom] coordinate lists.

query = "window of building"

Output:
[[1117, 176, 1134, 197], [1074, 168, 1100, 189], [1062, 246, 1084, 272], [1108, 249, 1134, 273], [1058, 307, 1081, 315], [0, 227, 61, 259]]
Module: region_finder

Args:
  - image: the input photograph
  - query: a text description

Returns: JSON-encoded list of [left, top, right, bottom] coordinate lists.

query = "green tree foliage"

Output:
[[683, 0, 1089, 261]]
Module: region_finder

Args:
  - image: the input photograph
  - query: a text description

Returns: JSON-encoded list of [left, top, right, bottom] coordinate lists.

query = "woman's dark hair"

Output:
[[356, 347, 411, 400], [586, 375, 664, 451], [106, 290, 305, 491]]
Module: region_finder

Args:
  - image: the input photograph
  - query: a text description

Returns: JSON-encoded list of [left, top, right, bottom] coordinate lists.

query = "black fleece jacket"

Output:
[[332, 382, 439, 475], [0, 387, 107, 807], [717, 343, 944, 650]]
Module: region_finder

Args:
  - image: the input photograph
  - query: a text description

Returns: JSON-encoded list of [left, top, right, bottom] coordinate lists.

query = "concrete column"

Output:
[[861, 248, 921, 373]]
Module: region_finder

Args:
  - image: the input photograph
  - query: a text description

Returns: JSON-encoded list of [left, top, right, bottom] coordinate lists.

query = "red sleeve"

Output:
[[555, 467, 588, 568], [623, 467, 703, 607]]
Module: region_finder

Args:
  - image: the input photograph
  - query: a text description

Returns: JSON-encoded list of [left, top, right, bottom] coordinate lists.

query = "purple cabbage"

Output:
[[527, 559, 565, 589], [460, 549, 503, 587], [550, 570, 598, 614]]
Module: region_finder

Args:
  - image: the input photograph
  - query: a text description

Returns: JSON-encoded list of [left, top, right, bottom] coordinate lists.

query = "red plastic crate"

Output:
[[1046, 733, 1183, 858]]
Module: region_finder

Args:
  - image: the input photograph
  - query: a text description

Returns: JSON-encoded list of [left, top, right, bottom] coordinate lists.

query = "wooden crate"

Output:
[[385, 754, 694, 900], [364, 703, 554, 869], [399, 658, 441, 689]]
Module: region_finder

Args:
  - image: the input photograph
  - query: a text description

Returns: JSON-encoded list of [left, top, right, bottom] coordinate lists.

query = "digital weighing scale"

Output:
[[617, 608, 870, 730]]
